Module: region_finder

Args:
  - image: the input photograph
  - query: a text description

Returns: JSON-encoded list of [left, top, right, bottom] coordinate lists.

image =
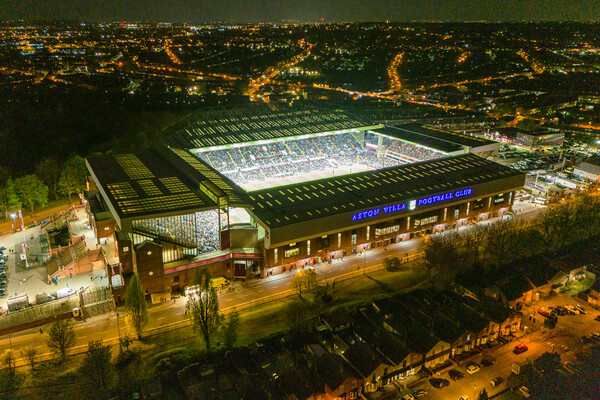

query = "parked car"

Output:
[[564, 305, 579, 315], [594, 315, 600, 322], [412, 389, 427, 398], [481, 358, 495, 367], [401, 395, 415, 400], [538, 307, 553, 318], [449, 369, 464, 380], [490, 377, 504, 387], [466, 362, 480, 374], [563, 361, 581, 374], [513, 344, 529, 354], [581, 335, 596, 344], [576, 304, 586, 314], [550, 306, 567, 316], [518, 386, 530, 398], [429, 378, 450, 389]]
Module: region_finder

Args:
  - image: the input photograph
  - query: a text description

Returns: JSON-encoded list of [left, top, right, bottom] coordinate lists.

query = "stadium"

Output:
[[84, 104, 524, 298]]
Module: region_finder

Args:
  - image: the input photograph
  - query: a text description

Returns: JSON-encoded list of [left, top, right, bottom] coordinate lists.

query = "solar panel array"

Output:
[[92, 153, 210, 218], [167, 107, 368, 150], [248, 153, 523, 228], [117, 192, 202, 216], [115, 154, 154, 179]]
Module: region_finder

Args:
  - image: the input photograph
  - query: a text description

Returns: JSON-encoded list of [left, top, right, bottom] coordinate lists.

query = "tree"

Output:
[[23, 347, 38, 370], [58, 154, 87, 202], [0, 349, 22, 395], [47, 319, 76, 362], [125, 273, 149, 339], [292, 268, 319, 298], [283, 300, 311, 335], [223, 312, 240, 349], [383, 257, 401, 271], [422, 234, 459, 285], [15, 174, 48, 213], [81, 340, 114, 398], [484, 219, 515, 267], [462, 224, 488, 266], [5, 179, 21, 216], [187, 268, 220, 350], [543, 316, 558, 330], [190, 266, 207, 286], [35, 158, 62, 200], [477, 388, 489, 400]]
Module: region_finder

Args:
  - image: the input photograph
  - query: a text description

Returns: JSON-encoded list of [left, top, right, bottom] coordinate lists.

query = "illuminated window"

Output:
[[351, 234, 357, 246], [284, 248, 300, 258], [488, 197, 492, 208], [509, 192, 513, 204], [307, 240, 311, 255], [406, 216, 410, 230], [454, 209, 459, 219], [338, 233, 341, 248], [366, 226, 370, 241], [466, 202, 470, 215], [274, 249, 278, 264], [443, 208, 447, 221]]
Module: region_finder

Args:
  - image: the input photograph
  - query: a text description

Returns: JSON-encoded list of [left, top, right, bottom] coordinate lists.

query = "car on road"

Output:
[[466, 362, 480, 374], [429, 378, 450, 389], [491, 377, 504, 387], [595, 315, 600, 322], [481, 358, 495, 367], [576, 304, 586, 314], [513, 344, 529, 354], [449, 369, 464, 380], [401, 395, 414, 400], [412, 389, 427, 398]]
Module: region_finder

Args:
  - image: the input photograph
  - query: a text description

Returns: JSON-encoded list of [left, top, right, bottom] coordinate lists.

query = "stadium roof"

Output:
[[372, 126, 462, 154], [163, 104, 378, 150], [86, 145, 247, 223], [386, 123, 495, 149], [247, 153, 524, 229]]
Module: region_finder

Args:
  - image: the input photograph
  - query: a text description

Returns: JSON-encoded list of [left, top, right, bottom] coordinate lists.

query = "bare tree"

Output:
[[47, 319, 76, 362], [462, 224, 488, 266], [23, 347, 38, 370], [186, 268, 220, 350], [485, 219, 515, 267], [422, 234, 459, 285]]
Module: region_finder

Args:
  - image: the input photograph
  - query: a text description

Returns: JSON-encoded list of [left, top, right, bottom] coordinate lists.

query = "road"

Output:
[[0, 199, 543, 359]]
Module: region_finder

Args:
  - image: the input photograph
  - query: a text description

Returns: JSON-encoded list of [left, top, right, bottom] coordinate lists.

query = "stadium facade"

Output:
[[84, 104, 524, 300]]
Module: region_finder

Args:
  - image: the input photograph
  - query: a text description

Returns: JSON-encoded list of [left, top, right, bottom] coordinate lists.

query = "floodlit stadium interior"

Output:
[[83, 104, 522, 300]]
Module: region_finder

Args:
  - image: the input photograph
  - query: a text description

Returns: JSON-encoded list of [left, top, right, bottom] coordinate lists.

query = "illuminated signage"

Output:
[[351, 188, 473, 221]]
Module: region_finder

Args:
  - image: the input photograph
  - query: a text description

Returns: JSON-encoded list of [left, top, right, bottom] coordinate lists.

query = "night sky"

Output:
[[2, 0, 598, 23]]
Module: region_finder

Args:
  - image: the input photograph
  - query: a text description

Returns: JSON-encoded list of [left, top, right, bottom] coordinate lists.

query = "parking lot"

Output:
[[403, 291, 600, 400], [0, 207, 112, 315]]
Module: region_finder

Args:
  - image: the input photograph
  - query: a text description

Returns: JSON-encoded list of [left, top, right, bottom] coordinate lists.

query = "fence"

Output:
[[80, 287, 114, 318], [0, 296, 79, 331]]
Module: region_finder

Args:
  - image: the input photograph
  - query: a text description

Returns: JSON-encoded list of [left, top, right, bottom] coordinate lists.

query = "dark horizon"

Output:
[[2, 0, 599, 24]]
